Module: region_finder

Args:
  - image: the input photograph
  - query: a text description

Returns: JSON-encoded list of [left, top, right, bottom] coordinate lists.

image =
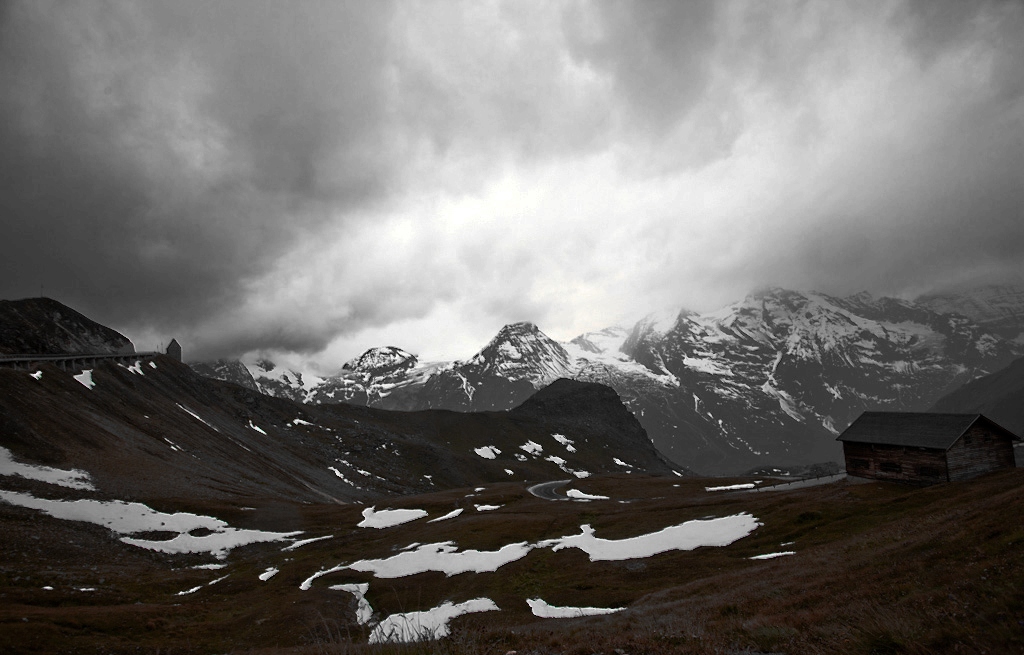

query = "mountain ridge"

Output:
[[194, 284, 1024, 475]]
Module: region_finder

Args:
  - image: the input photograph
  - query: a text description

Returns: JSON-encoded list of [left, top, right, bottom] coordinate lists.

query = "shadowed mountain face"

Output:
[[0, 298, 134, 356], [196, 287, 1024, 475], [931, 355, 1024, 439]]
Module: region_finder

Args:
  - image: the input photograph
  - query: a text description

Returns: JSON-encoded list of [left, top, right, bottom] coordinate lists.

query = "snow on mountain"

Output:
[[190, 286, 1024, 475]]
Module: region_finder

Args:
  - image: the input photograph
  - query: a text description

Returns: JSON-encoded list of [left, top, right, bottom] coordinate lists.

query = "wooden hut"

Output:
[[837, 412, 1019, 484]]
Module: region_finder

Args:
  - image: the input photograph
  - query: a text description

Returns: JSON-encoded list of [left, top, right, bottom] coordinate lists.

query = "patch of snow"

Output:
[[282, 535, 333, 551], [0, 446, 95, 491], [540, 513, 760, 561], [551, 434, 576, 452], [613, 458, 633, 468], [428, 509, 464, 523], [749, 551, 795, 560], [191, 563, 227, 570], [331, 583, 373, 625], [369, 598, 499, 644], [292, 418, 314, 426], [149, 361, 157, 369], [347, 541, 534, 578], [259, 567, 279, 581], [247, 420, 267, 435], [473, 446, 500, 459], [520, 441, 543, 455], [0, 490, 299, 559], [127, 361, 144, 375], [504, 469, 515, 476], [565, 489, 610, 501], [73, 370, 95, 389], [358, 507, 428, 529], [474, 504, 502, 511], [30, 371, 42, 380], [573, 470, 591, 479], [705, 483, 755, 492], [176, 585, 202, 596], [527, 598, 624, 618]]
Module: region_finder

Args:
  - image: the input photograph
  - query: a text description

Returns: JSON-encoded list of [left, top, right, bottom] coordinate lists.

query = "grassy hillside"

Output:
[[3, 469, 1023, 654]]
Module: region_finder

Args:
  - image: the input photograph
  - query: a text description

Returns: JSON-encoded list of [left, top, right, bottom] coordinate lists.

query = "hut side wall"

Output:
[[946, 425, 1016, 482], [843, 441, 948, 484]]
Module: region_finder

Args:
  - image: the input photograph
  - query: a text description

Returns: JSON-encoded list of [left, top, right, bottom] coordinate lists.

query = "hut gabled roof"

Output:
[[836, 412, 1020, 450]]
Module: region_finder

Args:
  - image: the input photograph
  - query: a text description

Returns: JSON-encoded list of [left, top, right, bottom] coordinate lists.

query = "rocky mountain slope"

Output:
[[0, 297, 135, 356], [1, 352, 674, 504], [196, 287, 1024, 475]]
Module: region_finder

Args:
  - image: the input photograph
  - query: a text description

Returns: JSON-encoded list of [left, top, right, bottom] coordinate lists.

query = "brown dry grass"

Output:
[[3, 471, 1024, 654]]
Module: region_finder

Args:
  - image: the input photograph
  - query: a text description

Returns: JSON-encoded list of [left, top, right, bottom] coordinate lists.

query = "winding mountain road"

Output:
[[527, 479, 571, 501]]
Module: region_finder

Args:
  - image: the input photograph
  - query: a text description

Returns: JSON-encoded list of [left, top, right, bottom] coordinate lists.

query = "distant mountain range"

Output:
[[192, 284, 1024, 475]]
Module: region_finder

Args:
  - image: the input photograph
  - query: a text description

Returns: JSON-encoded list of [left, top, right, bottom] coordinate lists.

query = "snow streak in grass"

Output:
[[0, 490, 300, 559], [177, 404, 218, 431], [357, 507, 428, 529], [474, 504, 502, 511], [527, 598, 624, 618], [565, 489, 610, 501], [368, 598, 499, 644], [749, 551, 795, 560], [282, 535, 333, 551], [73, 370, 95, 389], [474, 446, 500, 459], [247, 420, 267, 435], [30, 370, 42, 380], [428, 508, 464, 522], [705, 483, 755, 491], [0, 446, 95, 490], [330, 583, 372, 625]]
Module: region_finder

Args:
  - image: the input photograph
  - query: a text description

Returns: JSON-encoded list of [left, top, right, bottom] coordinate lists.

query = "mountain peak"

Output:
[[343, 346, 418, 375], [469, 322, 573, 384]]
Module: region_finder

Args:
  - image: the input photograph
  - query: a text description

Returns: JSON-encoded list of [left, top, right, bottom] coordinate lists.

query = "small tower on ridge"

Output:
[[166, 338, 182, 362]]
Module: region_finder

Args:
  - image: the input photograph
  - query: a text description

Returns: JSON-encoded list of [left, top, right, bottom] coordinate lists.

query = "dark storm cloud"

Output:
[[0, 1, 397, 346], [3, 0, 1024, 364]]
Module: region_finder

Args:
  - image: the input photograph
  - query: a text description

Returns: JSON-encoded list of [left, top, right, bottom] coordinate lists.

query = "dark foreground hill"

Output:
[[0, 356, 675, 504]]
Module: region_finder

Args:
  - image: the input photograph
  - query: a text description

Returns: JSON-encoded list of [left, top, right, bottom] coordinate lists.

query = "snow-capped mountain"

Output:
[[191, 286, 1024, 475]]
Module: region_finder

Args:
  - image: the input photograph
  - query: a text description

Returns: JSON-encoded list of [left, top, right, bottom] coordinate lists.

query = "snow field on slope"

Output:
[[0, 490, 301, 559], [0, 446, 96, 490]]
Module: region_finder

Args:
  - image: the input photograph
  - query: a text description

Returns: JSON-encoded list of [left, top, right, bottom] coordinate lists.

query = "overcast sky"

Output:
[[2, 0, 1023, 368]]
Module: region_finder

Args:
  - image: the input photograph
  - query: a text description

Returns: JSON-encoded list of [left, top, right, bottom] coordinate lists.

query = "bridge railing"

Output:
[[0, 351, 163, 371]]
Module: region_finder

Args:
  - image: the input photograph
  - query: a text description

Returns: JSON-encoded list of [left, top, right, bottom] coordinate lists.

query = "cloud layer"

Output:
[[2, 0, 1022, 364]]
